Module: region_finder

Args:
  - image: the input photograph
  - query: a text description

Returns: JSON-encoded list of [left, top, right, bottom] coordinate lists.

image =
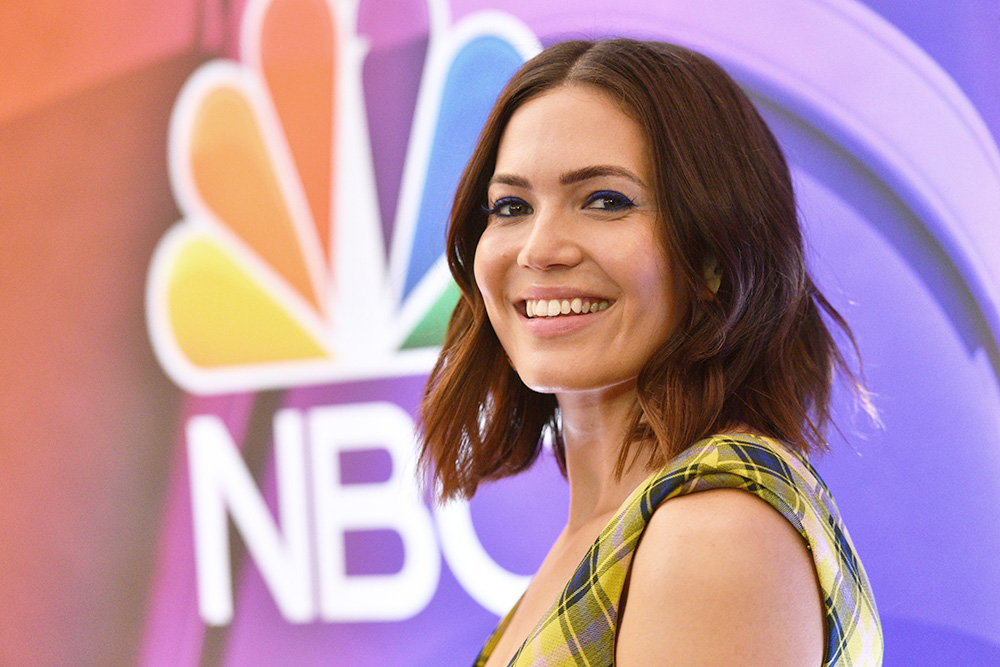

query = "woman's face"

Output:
[[474, 84, 682, 399]]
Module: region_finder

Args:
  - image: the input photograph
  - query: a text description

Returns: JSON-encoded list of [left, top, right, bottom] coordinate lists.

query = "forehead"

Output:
[[493, 84, 651, 181]]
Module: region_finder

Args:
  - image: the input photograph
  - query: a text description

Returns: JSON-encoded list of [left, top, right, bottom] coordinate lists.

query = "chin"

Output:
[[513, 367, 577, 394], [513, 366, 637, 397]]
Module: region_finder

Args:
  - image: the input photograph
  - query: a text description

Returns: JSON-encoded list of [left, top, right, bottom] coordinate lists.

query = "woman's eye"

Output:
[[487, 197, 532, 217], [584, 190, 636, 211]]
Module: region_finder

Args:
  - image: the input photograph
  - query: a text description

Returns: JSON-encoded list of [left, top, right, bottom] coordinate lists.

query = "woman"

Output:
[[420, 39, 882, 666]]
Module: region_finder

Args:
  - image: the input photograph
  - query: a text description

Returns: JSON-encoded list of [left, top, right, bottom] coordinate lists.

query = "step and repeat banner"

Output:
[[3, 0, 999, 665]]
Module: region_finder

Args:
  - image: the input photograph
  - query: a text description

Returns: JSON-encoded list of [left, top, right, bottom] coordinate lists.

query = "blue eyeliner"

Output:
[[584, 190, 637, 210]]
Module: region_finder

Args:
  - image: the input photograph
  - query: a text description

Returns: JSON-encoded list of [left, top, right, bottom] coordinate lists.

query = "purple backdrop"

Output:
[[140, 0, 1000, 665]]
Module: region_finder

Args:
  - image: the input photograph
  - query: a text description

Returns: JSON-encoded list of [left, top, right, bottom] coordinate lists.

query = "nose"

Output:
[[516, 206, 584, 270]]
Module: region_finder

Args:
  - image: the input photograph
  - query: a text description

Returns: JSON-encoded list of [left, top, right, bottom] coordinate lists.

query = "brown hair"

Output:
[[420, 38, 867, 500]]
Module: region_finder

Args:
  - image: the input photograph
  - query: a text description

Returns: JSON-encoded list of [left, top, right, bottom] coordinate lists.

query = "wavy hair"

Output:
[[419, 38, 868, 500]]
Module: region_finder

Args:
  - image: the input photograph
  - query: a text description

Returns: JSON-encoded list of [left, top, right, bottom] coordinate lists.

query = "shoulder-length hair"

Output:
[[420, 38, 866, 501]]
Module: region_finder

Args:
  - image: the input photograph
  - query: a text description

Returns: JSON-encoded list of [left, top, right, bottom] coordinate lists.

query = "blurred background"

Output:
[[2, 1, 999, 665]]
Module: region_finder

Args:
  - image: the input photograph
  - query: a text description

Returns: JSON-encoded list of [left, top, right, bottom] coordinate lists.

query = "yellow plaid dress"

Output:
[[473, 434, 883, 667]]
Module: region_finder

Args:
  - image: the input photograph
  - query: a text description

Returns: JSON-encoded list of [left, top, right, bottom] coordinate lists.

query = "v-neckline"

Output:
[[473, 463, 667, 667]]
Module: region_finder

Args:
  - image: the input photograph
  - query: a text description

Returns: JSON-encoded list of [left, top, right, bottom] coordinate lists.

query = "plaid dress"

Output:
[[473, 434, 883, 667]]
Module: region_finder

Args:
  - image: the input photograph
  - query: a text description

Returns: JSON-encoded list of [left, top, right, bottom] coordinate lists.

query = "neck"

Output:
[[556, 383, 655, 533]]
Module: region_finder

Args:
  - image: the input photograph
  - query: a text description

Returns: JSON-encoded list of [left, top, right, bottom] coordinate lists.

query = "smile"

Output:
[[524, 298, 610, 318]]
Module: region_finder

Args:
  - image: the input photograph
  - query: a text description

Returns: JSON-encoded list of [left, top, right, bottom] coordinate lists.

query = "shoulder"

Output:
[[616, 488, 825, 666]]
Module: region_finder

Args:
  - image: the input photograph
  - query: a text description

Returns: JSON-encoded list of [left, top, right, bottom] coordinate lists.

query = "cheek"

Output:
[[472, 232, 507, 325], [473, 230, 509, 301], [472, 236, 493, 301], [629, 242, 681, 334]]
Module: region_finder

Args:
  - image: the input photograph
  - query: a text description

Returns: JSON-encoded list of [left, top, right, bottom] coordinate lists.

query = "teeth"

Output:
[[525, 298, 610, 318]]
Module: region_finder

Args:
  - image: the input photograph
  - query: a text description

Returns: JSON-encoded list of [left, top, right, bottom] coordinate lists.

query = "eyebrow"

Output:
[[488, 165, 647, 189], [488, 173, 530, 188], [559, 165, 646, 187]]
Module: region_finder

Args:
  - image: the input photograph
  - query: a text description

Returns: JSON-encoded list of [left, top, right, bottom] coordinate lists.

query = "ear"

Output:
[[703, 256, 722, 295]]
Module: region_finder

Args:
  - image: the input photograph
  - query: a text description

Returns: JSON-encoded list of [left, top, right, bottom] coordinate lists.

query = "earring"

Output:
[[703, 257, 722, 295]]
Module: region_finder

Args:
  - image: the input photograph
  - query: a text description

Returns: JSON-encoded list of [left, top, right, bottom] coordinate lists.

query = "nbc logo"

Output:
[[145, 0, 544, 628], [139, 1, 1000, 663], [147, 0, 539, 393]]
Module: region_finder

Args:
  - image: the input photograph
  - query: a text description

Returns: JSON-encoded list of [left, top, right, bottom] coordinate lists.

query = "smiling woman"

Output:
[[475, 84, 678, 396], [420, 39, 882, 667]]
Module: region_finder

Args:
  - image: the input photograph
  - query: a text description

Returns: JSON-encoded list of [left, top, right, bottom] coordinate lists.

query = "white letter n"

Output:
[[187, 411, 312, 625]]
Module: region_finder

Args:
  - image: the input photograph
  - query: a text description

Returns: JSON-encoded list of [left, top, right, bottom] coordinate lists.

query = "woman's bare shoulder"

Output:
[[616, 488, 825, 666]]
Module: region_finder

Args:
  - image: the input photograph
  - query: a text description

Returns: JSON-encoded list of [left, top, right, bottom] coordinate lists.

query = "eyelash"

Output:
[[583, 190, 637, 211], [484, 191, 637, 218], [484, 196, 531, 218]]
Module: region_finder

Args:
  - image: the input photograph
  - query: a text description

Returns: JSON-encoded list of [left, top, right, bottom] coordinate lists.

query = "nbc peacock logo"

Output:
[[147, 0, 540, 394]]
